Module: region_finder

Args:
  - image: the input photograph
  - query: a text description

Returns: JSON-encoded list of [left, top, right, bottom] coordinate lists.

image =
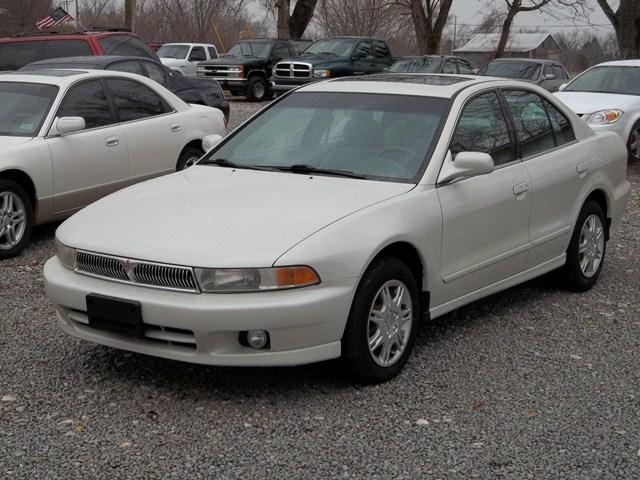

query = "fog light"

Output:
[[246, 330, 269, 349]]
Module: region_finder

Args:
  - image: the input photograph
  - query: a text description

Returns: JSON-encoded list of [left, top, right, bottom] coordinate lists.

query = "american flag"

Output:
[[35, 7, 74, 30]]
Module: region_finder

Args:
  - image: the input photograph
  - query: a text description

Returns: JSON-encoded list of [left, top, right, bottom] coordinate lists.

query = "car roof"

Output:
[[0, 69, 151, 86], [161, 43, 215, 47], [594, 59, 640, 68], [299, 73, 506, 98], [24, 55, 156, 68], [0, 31, 136, 42], [487, 57, 559, 65]]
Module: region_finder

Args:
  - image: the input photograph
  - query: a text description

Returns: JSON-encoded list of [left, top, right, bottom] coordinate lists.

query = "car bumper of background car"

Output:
[[211, 79, 248, 89], [271, 78, 321, 92], [44, 257, 356, 367]]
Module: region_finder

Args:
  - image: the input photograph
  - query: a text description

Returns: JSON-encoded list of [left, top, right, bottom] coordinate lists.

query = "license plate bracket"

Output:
[[86, 294, 144, 337]]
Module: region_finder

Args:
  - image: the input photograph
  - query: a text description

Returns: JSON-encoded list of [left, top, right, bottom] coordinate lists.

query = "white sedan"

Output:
[[554, 60, 640, 162], [44, 74, 630, 383], [0, 70, 226, 258]]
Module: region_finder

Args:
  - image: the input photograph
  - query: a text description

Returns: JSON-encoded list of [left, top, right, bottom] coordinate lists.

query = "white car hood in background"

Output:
[[160, 58, 186, 68], [57, 166, 414, 268], [554, 91, 640, 115]]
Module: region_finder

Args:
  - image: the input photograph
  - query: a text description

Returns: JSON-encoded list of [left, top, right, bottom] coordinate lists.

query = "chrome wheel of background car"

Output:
[[367, 280, 413, 368], [578, 214, 605, 279], [183, 155, 200, 169], [253, 82, 265, 99], [629, 126, 640, 161], [0, 191, 27, 251]]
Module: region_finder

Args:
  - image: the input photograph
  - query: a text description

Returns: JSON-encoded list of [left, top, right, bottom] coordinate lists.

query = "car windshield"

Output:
[[565, 66, 640, 96], [303, 39, 358, 57], [390, 57, 443, 73], [157, 44, 190, 59], [203, 92, 449, 182], [226, 42, 271, 58], [0, 82, 58, 137], [480, 61, 541, 80]]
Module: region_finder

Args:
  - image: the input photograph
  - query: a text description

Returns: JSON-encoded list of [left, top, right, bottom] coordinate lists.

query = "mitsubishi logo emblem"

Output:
[[121, 258, 136, 282]]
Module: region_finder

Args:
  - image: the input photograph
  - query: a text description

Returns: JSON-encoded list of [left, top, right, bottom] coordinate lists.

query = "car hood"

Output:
[[0, 136, 33, 148], [553, 91, 640, 115], [160, 58, 187, 67], [286, 55, 348, 67], [57, 166, 413, 268]]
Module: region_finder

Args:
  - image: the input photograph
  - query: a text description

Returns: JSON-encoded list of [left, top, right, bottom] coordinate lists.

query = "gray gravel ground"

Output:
[[1, 100, 639, 479]]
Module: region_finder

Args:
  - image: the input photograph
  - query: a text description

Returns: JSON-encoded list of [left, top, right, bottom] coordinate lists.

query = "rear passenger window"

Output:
[[106, 78, 171, 121], [451, 92, 515, 166], [458, 60, 474, 74], [207, 47, 217, 59], [503, 91, 555, 158], [553, 65, 568, 80], [442, 60, 457, 74], [107, 60, 145, 76], [143, 61, 167, 85], [58, 80, 115, 129], [98, 35, 156, 59], [373, 41, 390, 59], [43, 40, 92, 60], [543, 99, 576, 146]]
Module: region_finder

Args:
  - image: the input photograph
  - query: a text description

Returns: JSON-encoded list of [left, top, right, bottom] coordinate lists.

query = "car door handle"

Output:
[[170, 124, 182, 132], [576, 162, 590, 175], [513, 182, 529, 196], [105, 137, 119, 147]]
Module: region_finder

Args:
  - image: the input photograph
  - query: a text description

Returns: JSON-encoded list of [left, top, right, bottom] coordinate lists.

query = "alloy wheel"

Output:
[[367, 280, 413, 368], [630, 127, 640, 161], [578, 214, 605, 278], [0, 191, 27, 251]]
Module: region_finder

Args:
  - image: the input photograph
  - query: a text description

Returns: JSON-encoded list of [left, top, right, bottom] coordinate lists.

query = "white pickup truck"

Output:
[[158, 43, 218, 77]]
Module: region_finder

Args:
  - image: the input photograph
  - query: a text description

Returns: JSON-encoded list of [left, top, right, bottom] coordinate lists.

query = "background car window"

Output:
[[106, 78, 171, 122], [271, 44, 289, 60], [457, 60, 474, 74], [354, 41, 373, 59], [543, 64, 554, 78], [543, 99, 576, 146], [0, 42, 45, 70], [552, 65, 568, 80], [442, 60, 457, 74], [143, 61, 167, 85], [373, 40, 390, 59], [189, 47, 206, 62], [107, 60, 146, 76], [503, 90, 556, 157], [58, 80, 115, 130], [207, 47, 218, 59], [98, 35, 156, 59], [451, 92, 514, 166], [43, 40, 92, 60]]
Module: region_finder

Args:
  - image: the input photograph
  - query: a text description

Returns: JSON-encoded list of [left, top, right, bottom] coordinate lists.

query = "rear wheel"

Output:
[[0, 180, 33, 259], [561, 201, 607, 291], [176, 145, 204, 171], [246, 76, 268, 102], [342, 257, 419, 384], [628, 122, 640, 162]]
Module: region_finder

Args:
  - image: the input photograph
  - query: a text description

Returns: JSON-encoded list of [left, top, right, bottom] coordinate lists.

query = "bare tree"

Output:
[[597, 0, 639, 59], [268, 0, 318, 39], [393, 0, 453, 54], [318, 0, 404, 38], [0, 0, 50, 35]]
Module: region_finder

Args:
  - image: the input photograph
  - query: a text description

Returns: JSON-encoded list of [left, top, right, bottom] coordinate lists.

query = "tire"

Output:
[[561, 200, 607, 292], [0, 180, 33, 260], [245, 76, 268, 102], [176, 145, 204, 171], [627, 121, 640, 163], [342, 257, 420, 384]]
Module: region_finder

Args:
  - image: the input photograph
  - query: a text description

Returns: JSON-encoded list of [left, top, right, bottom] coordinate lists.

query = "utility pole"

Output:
[[452, 15, 457, 55], [75, 0, 80, 31], [124, 0, 136, 32]]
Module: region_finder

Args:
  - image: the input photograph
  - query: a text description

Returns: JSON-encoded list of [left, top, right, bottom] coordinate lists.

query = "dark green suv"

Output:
[[271, 37, 393, 93]]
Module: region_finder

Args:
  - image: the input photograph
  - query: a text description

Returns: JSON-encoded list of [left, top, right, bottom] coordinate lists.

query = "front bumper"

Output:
[[44, 257, 355, 366], [200, 78, 248, 90]]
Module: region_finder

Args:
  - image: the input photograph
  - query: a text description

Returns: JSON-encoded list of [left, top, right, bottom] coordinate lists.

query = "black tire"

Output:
[[245, 76, 268, 102], [627, 121, 640, 163], [0, 179, 34, 260], [342, 257, 420, 384], [176, 145, 204, 171], [561, 200, 607, 292]]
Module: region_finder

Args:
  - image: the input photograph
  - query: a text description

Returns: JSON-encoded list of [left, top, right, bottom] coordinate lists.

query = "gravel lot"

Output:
[[1, 99, 639, 479]]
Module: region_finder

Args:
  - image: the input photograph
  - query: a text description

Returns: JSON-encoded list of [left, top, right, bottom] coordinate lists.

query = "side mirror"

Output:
[[202, 134, 223, 152], [438, 151, 495, 184], [544, 73, 556, 80], [559, 83, 567, 91], [54, 116, 86, 135]]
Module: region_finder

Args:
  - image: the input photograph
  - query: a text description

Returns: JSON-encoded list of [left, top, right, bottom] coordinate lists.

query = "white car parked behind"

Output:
[[158, 43, 218, 77], [45, 74, 630, 383], [554, 60, 640, 162], [0, 70, 226, 258]]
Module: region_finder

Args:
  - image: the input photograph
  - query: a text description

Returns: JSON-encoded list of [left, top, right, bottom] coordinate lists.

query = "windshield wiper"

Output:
[[201, 158, 277, 172], [269, 164, 365, 179]]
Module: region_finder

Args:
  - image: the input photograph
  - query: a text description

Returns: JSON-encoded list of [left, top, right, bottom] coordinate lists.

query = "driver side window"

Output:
[[58, 80, 116, 130], [451, 92, 515, 166]]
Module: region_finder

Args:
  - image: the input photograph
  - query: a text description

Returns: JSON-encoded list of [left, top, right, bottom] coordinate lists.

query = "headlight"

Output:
[[55, 238, 76, 270], [227, 67, 244, 78], [586, 109, 623, 125], [314, 69, 331, 78], [194, 266, 320, 293]]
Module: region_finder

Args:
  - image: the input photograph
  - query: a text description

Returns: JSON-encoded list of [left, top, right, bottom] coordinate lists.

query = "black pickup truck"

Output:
[[196, 38, 311, 101], [271, 37, 393, 93]]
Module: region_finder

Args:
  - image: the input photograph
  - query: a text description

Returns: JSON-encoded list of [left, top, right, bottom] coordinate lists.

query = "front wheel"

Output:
[[176, 146, 204, 171], [628, 121, 640, 162], [245, 77, 268, 102], [0, 180, 33, 259], [342, 257, 419, 384], [561, 201, 607, 291]]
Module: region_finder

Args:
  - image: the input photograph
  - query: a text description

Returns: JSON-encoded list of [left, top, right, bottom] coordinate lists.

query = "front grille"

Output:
[[274, 62, 312, 79], [75, 251, 199, 293], [197, 65, 237, 79]]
